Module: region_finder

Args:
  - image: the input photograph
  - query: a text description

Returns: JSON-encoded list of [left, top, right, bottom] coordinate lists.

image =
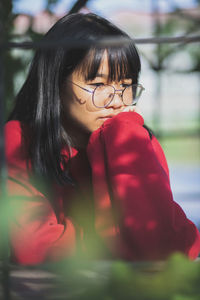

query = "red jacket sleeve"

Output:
[[87, 112, 200, 260], [5, 121, 76, 265]]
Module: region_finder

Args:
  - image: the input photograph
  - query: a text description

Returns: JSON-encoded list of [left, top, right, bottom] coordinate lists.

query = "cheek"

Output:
[[68, 99, 101, 132], [61, 86, 104, 132]]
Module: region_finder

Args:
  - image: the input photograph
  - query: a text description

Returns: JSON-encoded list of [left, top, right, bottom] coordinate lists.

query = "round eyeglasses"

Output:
[[69, 81, 145, 108]]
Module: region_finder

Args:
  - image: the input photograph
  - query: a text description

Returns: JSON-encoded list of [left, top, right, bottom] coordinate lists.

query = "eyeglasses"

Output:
[[69, 81, 145, 108]]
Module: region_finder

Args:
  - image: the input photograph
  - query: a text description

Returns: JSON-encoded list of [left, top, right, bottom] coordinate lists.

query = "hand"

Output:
[[122, 105, 143, 118]]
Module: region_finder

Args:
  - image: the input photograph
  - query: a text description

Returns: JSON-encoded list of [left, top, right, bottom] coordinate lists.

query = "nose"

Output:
[[107, 90, 124, 109]]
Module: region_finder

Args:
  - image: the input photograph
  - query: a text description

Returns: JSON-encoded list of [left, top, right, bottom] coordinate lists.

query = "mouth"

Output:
[[99, 114, 115, 120], [99, 116, 114, 123]]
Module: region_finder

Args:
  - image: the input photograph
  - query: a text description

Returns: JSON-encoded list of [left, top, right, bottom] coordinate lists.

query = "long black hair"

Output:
[[8, 13, 141, 185]]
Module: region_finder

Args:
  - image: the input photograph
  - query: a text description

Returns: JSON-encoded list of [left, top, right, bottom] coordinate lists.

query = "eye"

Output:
[[89, 83, 105, 87], [121, 83, 132, 88]]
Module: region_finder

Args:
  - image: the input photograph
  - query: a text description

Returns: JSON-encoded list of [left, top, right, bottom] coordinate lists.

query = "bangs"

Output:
[[76, 40, 141, 84]]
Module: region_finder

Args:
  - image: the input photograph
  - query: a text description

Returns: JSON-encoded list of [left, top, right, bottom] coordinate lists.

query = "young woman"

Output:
[[5, 13, 200, 265]]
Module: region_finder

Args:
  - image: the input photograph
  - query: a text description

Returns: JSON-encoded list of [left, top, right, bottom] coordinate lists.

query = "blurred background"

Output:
[[1, 0, 200, 228]]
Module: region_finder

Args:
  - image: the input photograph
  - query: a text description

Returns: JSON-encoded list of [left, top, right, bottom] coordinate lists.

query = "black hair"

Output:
[[8, 13, 141, 185]]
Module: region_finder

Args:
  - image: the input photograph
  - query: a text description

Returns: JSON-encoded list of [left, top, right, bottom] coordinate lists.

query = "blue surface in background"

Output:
[[169, 164, 200, 229]]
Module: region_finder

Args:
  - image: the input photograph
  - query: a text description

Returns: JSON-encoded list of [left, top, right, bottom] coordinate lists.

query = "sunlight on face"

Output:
[[61, 51, 132, 133]]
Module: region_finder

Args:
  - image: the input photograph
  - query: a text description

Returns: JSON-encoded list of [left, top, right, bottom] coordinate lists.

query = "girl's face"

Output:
[[61, 51, 133, 133]]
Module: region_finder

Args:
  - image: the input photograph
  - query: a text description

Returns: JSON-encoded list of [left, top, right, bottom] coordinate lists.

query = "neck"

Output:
[[62, 118, 90, 150], [70, 129, 90, 150]]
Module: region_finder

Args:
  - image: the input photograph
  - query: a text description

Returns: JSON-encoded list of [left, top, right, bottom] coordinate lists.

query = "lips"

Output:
[[98, 111, 124, 122], [99, 114, 115, 119], [99, 116, 113, 123]]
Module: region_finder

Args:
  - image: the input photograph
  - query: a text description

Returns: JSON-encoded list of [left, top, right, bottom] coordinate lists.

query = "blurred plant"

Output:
[[41, 252, 200, 300]]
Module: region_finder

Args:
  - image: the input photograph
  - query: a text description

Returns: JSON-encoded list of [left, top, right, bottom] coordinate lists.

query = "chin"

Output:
[[86, 119, 106, 133], [90, 126, 99, 132]]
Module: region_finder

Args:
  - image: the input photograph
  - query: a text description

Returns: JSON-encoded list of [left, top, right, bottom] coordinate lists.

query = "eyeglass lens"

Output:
[[93, 85, 143, 108]]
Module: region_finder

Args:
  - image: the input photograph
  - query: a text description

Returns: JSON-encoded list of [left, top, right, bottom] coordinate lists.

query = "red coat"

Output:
[[5, 112, 200, 265]]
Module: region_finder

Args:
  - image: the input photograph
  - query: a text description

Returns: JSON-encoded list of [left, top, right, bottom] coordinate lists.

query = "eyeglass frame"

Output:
[[68, 80, 145, 108]]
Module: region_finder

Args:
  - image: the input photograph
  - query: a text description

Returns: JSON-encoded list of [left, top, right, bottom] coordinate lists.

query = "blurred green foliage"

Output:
[[42, 253, 200, 300], [1, 194, 200, 299]]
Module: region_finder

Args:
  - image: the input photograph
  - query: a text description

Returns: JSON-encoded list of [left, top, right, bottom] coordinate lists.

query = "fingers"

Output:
[[122, 106, 135, 112], [122, 105, 143, 117]]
